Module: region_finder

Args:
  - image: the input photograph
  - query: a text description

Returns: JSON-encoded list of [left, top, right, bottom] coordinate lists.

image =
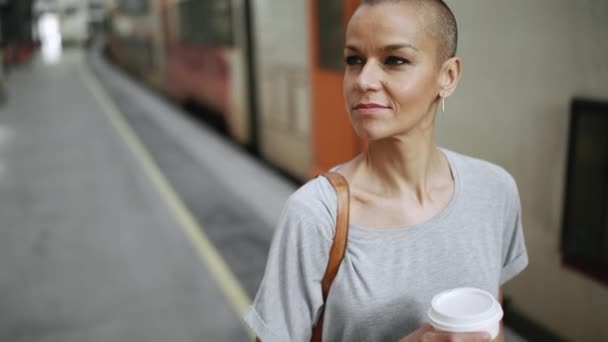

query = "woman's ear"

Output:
[[438, 56, 462, 98]]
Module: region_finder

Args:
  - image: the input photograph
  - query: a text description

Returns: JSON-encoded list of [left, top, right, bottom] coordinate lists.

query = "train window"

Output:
[[118, 0, 149, 15], [561, 98, 608, 285], [318, 0, 344, 71], [177, 0, 233, 47]]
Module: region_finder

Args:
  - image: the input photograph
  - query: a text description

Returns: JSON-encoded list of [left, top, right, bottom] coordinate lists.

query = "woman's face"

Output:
[[343, 2, 446, 141]]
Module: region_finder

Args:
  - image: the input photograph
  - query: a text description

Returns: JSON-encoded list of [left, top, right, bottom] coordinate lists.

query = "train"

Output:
[[107, 0, 365, 180]]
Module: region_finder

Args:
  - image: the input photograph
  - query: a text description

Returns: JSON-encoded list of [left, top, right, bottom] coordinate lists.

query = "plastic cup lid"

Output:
[[427, 287, 503, 331]]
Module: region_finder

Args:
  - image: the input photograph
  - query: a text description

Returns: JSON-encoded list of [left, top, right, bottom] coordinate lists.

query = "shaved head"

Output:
[[358, 0, 458, 62]]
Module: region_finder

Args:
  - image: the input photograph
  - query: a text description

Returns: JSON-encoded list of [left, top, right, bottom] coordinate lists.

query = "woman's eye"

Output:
[[385, 56, 409, 65], [345, 56, 364, 66]]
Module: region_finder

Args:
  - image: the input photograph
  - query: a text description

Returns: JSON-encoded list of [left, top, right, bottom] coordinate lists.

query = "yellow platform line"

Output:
[[79, 57, 254, 339]]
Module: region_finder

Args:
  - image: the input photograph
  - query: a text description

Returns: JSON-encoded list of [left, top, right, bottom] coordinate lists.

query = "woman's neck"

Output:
[[350, 132, 450, 205]]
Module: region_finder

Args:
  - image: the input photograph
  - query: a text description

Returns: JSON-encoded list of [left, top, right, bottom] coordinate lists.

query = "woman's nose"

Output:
[[356, 61, 382, 91]]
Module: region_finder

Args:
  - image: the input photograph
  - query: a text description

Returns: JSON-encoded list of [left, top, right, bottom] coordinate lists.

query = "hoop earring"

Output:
[[442, 97, 445, 113]]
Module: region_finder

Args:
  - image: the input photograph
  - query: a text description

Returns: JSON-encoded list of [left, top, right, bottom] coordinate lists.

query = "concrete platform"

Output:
[[0, 49, 255, 342]]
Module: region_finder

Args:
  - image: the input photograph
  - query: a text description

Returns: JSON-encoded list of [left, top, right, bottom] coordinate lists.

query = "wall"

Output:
[[438, 1, 608, 341]]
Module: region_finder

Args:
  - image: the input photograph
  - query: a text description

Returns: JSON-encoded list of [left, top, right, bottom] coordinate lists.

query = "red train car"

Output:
[[163, 0, 250, 145], [108, 0, 363, 180]]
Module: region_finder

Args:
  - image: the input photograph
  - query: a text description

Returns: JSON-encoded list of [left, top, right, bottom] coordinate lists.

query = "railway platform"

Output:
[[0, 46, 527, 342]]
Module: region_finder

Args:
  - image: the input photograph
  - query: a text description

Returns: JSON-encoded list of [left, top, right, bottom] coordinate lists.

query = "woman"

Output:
[[245, 0, 528, 341]]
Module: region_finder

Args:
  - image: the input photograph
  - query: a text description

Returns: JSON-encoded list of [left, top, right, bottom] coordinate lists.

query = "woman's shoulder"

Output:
[[286, 176, 337, 216], [445, 148, 520, 196], [279, 176, 338, 238]]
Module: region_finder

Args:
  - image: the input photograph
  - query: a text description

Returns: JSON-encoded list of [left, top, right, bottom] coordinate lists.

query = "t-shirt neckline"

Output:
[[343, 147, 462, 237]]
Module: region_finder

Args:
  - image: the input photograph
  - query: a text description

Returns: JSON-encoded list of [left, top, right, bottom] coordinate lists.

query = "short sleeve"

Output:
[[243, 194, 333, 342], [500, 175, 529, 285]]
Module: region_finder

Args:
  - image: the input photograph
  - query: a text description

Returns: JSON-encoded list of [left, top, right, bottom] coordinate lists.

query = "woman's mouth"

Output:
[[353, 103, 390, 114]]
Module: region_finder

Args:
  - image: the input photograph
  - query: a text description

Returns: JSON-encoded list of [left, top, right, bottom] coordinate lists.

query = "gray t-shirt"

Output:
[[244, 148, 528, 341]]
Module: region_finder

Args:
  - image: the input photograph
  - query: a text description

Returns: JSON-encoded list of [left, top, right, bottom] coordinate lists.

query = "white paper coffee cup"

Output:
[[427, 287, 503, 339]]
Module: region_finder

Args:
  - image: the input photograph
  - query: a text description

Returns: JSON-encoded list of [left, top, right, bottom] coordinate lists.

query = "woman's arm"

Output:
[[246, 191, 333, 341]]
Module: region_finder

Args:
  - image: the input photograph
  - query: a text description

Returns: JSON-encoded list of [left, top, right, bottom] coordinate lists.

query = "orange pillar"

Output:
[[308, 0, 364, 178]]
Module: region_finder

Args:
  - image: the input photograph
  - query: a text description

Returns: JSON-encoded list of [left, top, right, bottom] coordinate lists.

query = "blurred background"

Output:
[[0, 0, 606, 341]]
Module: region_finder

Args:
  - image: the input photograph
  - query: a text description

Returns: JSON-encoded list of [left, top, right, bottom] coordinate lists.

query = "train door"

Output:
[[309, 0, 363, 177], [251, 0, 312, 179]]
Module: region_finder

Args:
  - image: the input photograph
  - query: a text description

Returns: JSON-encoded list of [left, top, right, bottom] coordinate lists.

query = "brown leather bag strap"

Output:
[[311, 171, 350, 342], [319, 172, 351, 300]]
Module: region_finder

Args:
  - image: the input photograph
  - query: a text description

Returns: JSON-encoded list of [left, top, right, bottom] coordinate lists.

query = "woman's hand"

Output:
[[398, 324, 492, 342]]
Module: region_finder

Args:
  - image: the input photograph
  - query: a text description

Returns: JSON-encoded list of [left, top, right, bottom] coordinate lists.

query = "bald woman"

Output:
[[245, 1, 528, 341]]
